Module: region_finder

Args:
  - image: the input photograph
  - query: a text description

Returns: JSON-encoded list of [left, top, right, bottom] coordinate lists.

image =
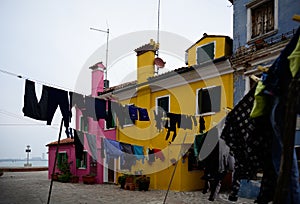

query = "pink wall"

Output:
[[48, 144, 77, 179], [75, 64, 116, 183], [48, 63, 116, 184]]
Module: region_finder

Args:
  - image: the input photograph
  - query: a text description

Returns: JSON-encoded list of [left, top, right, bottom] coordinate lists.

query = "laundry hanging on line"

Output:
[[164, 112, 195, 143], [23, 80, 71, 130]]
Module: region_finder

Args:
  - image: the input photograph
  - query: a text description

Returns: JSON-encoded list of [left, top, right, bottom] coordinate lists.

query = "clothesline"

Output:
[[0, 68, 75, 93]]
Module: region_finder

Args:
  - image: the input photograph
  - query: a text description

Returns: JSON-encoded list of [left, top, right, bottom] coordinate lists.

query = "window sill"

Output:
[[77, 167, 87, 170], [247, 30, 278, 45], [196, 112, 216, 117], [104, 127, 116, 131], [123, 124, 134, 128]]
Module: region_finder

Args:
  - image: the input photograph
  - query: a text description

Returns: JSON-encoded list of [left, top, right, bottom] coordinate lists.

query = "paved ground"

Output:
[[0, 171, 255, 204]]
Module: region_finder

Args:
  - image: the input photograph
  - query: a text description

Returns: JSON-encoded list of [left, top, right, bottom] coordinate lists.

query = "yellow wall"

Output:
[[116, 37, 233, 191], [137, 51, 155, 84], [187, 36, 232, 66]]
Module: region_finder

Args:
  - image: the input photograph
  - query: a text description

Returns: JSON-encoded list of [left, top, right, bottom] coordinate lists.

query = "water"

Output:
[[0, 160, 48, 167]]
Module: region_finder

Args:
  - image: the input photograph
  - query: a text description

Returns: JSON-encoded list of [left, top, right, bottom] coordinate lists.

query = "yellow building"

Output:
[[100, 35, 233, 191]]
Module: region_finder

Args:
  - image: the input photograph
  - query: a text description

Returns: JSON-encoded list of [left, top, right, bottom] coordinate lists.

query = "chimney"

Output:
[[134, 39, 159, 84], [89, 62, 105, 97]]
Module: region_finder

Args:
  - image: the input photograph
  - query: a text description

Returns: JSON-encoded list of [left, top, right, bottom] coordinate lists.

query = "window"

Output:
[[80, 115, 88, 132], [156, 95, 170, 114], [196, 42, 215, 64], [196, 86, 221, 115], [57, 152, 68, 170], [105, 111, 116, 130], [76, 151, 87, 169], [247, 0, 278, 41]]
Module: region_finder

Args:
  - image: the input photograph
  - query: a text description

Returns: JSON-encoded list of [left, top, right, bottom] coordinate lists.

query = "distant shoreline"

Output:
[[0, 167, 48, 172], [0, 159, 48, 162]]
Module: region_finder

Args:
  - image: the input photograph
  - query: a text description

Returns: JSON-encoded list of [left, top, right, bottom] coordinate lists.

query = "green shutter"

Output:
[[197, 43, 215, 64]]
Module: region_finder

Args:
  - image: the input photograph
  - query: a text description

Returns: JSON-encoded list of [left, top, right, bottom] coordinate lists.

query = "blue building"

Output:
[[228, 0, 300, 104]]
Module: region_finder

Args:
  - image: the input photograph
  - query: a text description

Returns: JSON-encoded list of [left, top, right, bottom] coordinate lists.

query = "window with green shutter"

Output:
[[197, 86, 221, 115], [196, 42, 215, 64], [156, 95, 170, 114], [57, 152, 68, 170]]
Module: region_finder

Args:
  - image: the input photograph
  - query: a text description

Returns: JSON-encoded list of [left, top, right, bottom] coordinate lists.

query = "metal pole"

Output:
[[163, 132, 188, 204], [90, 27, 109, 83], [27, 145, 30, 165], [105, 28, 109, 82], [157, 0, 161, 55], [47, 118, 64, 204]]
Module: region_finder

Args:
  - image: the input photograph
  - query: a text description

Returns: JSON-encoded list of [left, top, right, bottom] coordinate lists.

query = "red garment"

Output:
[[153, 149, 165, 161]]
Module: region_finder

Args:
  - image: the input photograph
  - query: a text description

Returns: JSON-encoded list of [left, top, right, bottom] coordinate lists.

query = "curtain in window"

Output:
[[251, 1, 274, 38]]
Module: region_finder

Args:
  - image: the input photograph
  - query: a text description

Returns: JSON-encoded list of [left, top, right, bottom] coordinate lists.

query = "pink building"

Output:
[[47, 62, 117, 184]]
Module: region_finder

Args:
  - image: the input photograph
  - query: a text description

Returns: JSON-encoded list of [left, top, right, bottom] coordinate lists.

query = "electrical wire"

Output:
[[0, 109, 59, 128]]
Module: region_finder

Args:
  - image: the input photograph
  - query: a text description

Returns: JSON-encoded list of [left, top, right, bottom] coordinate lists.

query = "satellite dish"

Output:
[[154, 57, 166, 68]]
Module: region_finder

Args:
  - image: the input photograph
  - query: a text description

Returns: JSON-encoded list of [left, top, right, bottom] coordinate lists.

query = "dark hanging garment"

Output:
[[194, 132, 207, 158], [47, 86, 70, 128], [100, 137, 105, 158], [165, 112, 181, 142], [86, 133, 97, 160], [69, 92, 85, 122], [128, 105, 138, 122], [138, 108, 150, 121], [191, 116, 197, 127], [120, 142, 136, 170], [263, 27, 300, 97], [105, 100, 114, 129], [111, 102, 125, 128], [120, 142, 134, 154], [181, 115, 192, 130], [221, 86, 258, 179], [148, 148, 155, 163], [153, 110, 164, 132], [124, 105, 134, 124], [69, 92, 85, 109], [23, 80, 49, 121], [85, 96, 106, 121], [95, 98, 106, 120], [84, 96, 95, 119], [74, 130, 84, 160]]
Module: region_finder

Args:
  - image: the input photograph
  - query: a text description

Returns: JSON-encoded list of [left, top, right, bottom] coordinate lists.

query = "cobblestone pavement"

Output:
[[0, 171, 255, 204]]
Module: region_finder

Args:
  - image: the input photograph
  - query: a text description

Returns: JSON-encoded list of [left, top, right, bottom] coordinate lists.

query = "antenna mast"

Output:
[[157, 0, 161, 57]]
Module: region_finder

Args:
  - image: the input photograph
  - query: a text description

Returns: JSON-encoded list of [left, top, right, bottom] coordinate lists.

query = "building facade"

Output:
[[47, 63, 117, 184], [100, 35, 233, 191], [229, 0, 300, 104]]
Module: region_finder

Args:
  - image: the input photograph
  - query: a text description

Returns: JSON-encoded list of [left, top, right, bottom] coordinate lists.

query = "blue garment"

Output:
[[271, 96, 300, 204], [263, 27, 300, 96], [86, 133, 97, 160], [138, 108, 150, 121], [103, 139, 123, 164], [120, 142, 136, 170], [128, 105, 138, 121], [132, 145, 145, 163]]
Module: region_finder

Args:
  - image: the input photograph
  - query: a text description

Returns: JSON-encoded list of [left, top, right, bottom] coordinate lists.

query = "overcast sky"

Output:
[[0, 0, 233, 159]]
